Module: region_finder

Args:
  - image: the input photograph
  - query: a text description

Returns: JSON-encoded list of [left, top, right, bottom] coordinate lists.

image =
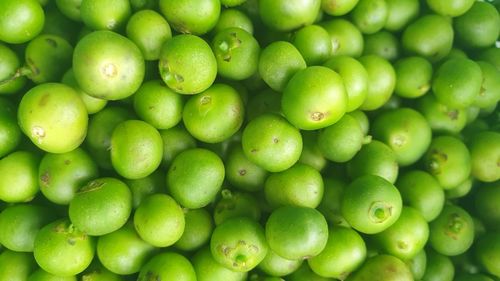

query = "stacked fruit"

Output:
[[0, 0, 499, 280]]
